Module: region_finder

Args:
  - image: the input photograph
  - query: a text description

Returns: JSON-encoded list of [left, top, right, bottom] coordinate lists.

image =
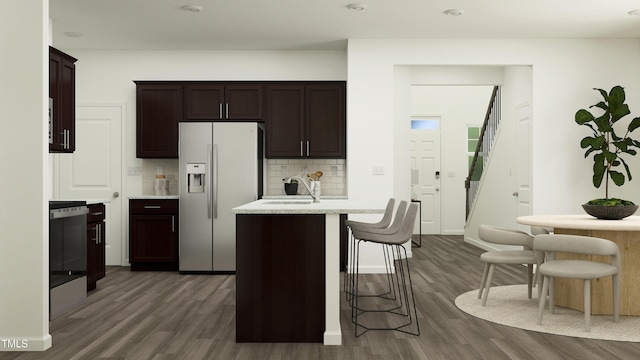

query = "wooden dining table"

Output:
[[517, 214, 640, 316]]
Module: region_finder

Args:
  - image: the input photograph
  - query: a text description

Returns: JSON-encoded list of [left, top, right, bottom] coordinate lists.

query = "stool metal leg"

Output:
[[353, 241, 420, 337]]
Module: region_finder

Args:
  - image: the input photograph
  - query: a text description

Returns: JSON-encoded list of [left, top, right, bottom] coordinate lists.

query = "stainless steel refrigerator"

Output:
[[179, 122, 263, 272]]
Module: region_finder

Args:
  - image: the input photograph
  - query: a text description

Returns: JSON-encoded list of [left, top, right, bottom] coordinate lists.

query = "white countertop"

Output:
[[128, 195, 179, 200], [517, 214, 640, 231], [262, 195, 347, 200], [50, 198, 110, 204], [232, 198, 385, 214]]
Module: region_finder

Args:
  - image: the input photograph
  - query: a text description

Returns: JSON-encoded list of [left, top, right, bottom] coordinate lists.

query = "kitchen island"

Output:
[[232, 198, 385, 345]]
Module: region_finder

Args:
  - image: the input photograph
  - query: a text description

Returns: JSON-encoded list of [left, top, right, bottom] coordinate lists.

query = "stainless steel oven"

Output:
[[49, 201, 88, 318]]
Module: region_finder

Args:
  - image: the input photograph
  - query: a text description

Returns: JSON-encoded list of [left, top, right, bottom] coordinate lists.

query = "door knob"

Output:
[[436, 187, 440, 191], [512, 192, 519, 197], [113, 191, 120, 198]]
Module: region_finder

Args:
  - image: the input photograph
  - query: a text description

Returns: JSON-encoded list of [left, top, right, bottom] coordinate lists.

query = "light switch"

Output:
[[128, 167, 142, 176]]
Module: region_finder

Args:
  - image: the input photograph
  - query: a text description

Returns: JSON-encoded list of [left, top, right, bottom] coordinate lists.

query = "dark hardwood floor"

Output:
[[3, 235, 640, 360]]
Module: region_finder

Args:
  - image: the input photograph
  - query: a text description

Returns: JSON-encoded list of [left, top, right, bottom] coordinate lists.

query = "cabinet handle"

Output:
[[63, 129, 69, 149], [225, 103, 229, 119], [144, 205, 161, 209], [90, 212, 103, 216], [300, 141, 304, 157], [306, 141, 310, 157], [98, 224, 103, 244], [93, 224, 99, 243], [171, 216, 175, 232], [219, 103, 223, 119]]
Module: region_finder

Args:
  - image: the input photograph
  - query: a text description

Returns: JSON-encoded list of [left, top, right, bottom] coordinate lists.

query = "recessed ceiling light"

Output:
[[64, 32, 83, 38], [181, 5, 203, 13], [443, 9, 464, 16], [347, 3, 367, 11], [629, 9, 640, 16]]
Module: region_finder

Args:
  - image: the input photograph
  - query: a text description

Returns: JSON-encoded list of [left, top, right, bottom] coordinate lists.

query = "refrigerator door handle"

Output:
[[207, 144, 212, 219], [213, 144, 219, 219]]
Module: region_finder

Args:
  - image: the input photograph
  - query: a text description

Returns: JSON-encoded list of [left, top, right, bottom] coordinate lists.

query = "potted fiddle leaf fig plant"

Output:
[[575, 85, 640, 219]]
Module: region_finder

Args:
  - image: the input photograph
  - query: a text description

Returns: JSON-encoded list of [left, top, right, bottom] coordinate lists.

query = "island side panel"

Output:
[[236, 214, 326, 342]]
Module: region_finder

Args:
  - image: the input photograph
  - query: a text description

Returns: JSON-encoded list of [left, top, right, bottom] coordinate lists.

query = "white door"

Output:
[[515, 102, 532, 230], [409, 130, 441, 234], [54, 104, 124, 265]]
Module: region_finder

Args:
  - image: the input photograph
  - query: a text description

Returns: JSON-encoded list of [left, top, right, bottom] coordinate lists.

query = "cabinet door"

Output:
[[225, 84, 263, 120], [136, 83, 182, 158], [49, 50, 63, 152], [60, 56, 76, 152], [184, 84, 224, 120], [305, 84, 346, 158], [129, 214, 178, 263], [49, 47, 76, 153], [86, 220, 105, 290], [86, 203, 106, 291], [184, 84, 263, 121], [265, 85, 305, 158]]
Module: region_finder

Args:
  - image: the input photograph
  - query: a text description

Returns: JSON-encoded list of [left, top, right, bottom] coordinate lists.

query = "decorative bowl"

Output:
[[582, 204, 639, 220]]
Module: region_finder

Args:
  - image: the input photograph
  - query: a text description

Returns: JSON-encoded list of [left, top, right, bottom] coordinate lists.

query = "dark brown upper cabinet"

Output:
[[265, 82, 345, 159], [183, 83, 263, 121], [135, 82, 182, 158], [49, 47, 77, 153]]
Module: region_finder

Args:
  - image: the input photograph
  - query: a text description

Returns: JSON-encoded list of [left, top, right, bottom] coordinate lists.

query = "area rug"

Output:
[[455, 284, 640, 342]]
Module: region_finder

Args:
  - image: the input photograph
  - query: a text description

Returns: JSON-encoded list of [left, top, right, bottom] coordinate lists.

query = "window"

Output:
[[468, 125, 483, 180], [410, 117, 439, 130]]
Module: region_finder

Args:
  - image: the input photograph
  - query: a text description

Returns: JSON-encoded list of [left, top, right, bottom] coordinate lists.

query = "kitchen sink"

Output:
[[261, 200, 314, 205]]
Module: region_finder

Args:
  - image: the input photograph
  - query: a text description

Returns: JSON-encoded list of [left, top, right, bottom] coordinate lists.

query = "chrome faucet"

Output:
[[285, 176, 320, 203]]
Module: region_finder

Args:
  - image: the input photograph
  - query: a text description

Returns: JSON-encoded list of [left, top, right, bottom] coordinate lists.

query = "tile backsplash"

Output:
[[141, 158, 347, 197], [142, 159, 179, 196], [267, 159, 346, 196]]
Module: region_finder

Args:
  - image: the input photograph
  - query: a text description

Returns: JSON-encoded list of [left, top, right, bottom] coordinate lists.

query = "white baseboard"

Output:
[[0, 335, 52, 351]]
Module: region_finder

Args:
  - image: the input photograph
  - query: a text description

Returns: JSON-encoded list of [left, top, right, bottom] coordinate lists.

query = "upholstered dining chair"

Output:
[[530, 226, 551, 236], [477, 225, 541, 306], [529, 226, 551, 285], [534, 233, 620, 332]]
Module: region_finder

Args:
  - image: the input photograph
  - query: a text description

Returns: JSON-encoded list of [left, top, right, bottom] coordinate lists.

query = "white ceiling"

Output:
[[50, 0, 640, 50]]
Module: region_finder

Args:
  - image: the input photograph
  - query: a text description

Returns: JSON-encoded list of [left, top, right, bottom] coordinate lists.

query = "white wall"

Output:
[[466, 66, 534, 250], [57, 49, 347, 264], [411, 84, 496, 234], [66, 50, 346, 198], [0, 1, 51, 351], [347, 39, 640, 256]]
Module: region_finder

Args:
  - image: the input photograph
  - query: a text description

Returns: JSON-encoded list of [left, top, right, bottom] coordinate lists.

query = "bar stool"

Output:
[[345, 200, 407, 306], [350, 203, 420, 337], [344, 198, 396, 301]]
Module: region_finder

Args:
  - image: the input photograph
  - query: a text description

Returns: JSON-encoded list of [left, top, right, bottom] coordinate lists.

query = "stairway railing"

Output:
[[465, 86, 500, 220]]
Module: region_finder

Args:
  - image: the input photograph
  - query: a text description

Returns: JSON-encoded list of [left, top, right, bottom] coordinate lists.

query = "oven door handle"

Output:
[[49, 207, 89, 219]]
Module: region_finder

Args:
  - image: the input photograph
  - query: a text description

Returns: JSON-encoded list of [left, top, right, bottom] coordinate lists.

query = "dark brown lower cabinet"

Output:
[[129, 199, 179, 271], [236, 214, 325, 343], [87, 203, 106, 291]]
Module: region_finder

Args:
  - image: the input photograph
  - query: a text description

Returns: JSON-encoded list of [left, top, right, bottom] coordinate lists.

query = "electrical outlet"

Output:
[[373, 165, 385, 175]]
